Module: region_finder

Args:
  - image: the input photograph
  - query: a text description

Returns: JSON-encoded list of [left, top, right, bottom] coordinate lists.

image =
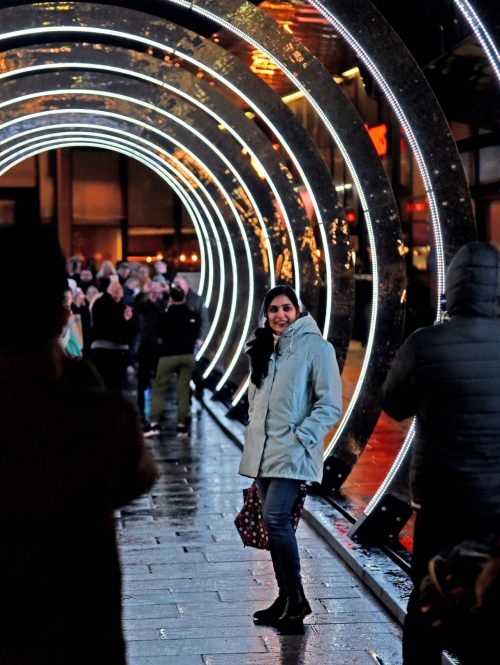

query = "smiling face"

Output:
[[266, 295, 300, 335]]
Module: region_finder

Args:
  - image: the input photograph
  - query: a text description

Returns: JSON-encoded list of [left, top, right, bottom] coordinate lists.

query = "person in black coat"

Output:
[[380, 241, 500, 665], [144, 286, 200, 438], [0, 225, 157, 665], [133, 282, 165, 422], [90, 281, 137, 391]]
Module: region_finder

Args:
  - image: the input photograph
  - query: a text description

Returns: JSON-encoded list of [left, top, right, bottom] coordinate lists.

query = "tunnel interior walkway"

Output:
[[117, 400, 402, 664]]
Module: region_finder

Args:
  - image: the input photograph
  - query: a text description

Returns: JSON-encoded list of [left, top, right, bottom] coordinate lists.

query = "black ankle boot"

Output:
[[252, 591, 287, 625], [278, 584, 312, 622]]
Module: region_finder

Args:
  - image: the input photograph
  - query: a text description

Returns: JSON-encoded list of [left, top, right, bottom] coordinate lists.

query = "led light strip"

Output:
[[310, 1, 446, 300], [306, 2, 477, 516], [454, 0, 500, 84], [298, 1, 449, 460], [0, 95, 255, 378]]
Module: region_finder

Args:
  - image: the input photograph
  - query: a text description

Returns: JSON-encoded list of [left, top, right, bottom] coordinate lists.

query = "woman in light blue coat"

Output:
[[239, 285, 342, 628]]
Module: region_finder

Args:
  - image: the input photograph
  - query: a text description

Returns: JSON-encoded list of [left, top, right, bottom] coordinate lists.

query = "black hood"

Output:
[[446, 241, 500, 318]]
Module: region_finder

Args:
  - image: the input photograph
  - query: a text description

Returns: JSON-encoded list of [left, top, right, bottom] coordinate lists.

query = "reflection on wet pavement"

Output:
[[335, 342, 414, 549], [118, 398, 403, 664]]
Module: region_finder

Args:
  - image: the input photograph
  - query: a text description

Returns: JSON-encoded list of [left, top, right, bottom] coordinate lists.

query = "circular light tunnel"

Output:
[[0, 1, 483, 544]]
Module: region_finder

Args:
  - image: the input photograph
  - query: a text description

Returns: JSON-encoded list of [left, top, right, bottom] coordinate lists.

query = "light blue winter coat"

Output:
[[238, 314, 342, 483]]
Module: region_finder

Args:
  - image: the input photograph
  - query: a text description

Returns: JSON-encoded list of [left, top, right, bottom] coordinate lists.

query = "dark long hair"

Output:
[[246, 286, 301, 387]]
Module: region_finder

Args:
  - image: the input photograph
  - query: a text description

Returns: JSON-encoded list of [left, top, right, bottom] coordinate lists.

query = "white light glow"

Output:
[[364, 420, 416, 513]]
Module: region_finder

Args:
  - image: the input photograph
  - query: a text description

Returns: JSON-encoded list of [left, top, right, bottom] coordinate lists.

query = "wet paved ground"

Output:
[[117, 404, 403, 665]]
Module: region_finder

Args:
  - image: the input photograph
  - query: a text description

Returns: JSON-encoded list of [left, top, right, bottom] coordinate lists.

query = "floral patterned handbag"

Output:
[[234, 481, 307, 550]]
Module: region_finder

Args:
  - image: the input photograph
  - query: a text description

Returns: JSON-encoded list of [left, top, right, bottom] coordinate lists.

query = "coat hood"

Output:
[[446, 241, 500, 318], [281, 312, 322, 339], [244, 309, 315, 354]]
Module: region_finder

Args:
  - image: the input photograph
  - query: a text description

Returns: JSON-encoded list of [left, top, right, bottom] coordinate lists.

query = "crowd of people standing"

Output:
[[62, 255, 209, 436]]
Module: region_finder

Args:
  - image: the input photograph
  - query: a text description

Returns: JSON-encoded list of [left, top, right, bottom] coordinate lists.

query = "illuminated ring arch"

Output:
[[0, 72, 308, 384], [0, 121, 227, 318], [0, 75, 326, 387], [0, 1, 355, 373], [0, 34, 348, 398], [350, 0, 499, 532], [294, 0, 477, 536], [160, 0, 410, 483], [0, 134, 216, 307], [0, 2, 406, 494], [0, 40, 317, 298], [0, 99, 260, 384], [144, 0, 479, 524]]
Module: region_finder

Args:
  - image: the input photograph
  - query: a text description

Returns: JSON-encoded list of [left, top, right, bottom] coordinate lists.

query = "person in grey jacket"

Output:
[[380, 241, 500, 665], [239, 285, 342, 629]]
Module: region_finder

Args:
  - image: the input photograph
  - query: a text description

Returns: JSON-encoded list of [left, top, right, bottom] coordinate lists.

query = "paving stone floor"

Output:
[[117, 405, 403, 665]]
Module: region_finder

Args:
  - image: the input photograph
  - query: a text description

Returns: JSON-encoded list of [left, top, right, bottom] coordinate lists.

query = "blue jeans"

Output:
[[256, 477, 302, 593]]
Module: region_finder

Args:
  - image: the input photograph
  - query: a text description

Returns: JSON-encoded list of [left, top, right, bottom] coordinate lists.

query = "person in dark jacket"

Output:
[[144, 286, 200, 438], [90, 281, 137, 391], [133, 282, 165, 422], [380, 241, 500, 665], [0, 225, 157, 665], [173, 274, 209, 400]]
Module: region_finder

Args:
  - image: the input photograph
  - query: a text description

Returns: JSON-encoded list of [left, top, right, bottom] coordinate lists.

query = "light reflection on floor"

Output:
[[332, 341, 415, 551]]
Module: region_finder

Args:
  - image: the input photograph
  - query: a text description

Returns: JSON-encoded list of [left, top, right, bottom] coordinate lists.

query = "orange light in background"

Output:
[[179, 254, 186, 263], [346, 212, 357, 223], [250, 156, 267, 180], [146, 256, 152, 263], [365, 123, 388, 157], [250, 49, 279, 77], [156, 253, 164, 260], [191, 253, 199, 262]]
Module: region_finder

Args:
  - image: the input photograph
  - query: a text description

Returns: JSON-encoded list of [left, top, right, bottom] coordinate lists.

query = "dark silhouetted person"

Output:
[[133, 282, 164, 423], [380, 241, 500, 665], [144, 286, 200, 438], [0, 226, 157, 665], [90, 281, 137, 391]]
